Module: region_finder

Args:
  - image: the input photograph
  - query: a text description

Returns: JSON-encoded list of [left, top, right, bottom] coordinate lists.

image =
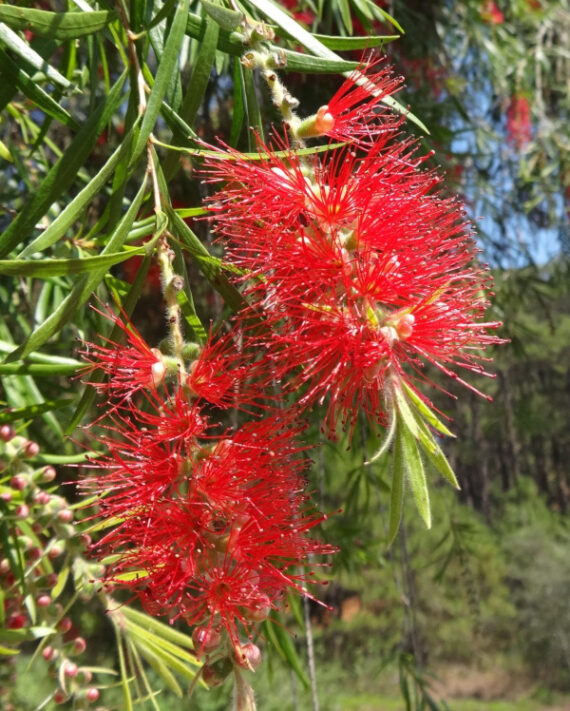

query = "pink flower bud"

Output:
[[0, 425, 15, 442], [235, 643, 262, 670], [58, 617, 72, 634], [192, 626, 222, 656], [57, 509, 74, 523], [72, 637, 87, 654], [49, 544, 64, 560], [41, 466, 56, 483], [42, 646, 56, 661], [1, 492, 13, 503], [10, 475, 27, 491], [86, 688, 99, 702], [23, 440, 40, 458], [37, 594, 51, 608], [63, 661, 78, 678], [53, 689, 68, 704], [15, 504, 29, 519]]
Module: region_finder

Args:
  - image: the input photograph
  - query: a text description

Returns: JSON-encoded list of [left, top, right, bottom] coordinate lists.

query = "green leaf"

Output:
[[131, 638, 183, 698], [401, 381, 455, 437], [263, 613, 310, 689], [400, 420, 431, 529], [0, 7, 116, 39], [0, 249, 145, 278], [163, 13, 219, 180], [0, 69, 128, 258], [393, 384, 421, 439], [200, 0, 242, 31], [132, 0, 190, 163], [18, 123, 138, 258], [387, 419, 405, 546], [0, 47, 78, 129], [0, 398, 71, 424], [0, 23, 70, 88], [416, 419, 459, 489], [2, 175, 147, 363], [51, 565, 70, 601], [121, 606, 195, 651], [114, 626, 134, 711], [0, 626, 55, 644], [313, 33, 399, 50], [0, 645, 19, 656]]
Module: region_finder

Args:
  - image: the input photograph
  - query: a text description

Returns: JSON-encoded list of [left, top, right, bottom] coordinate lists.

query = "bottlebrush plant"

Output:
[[0, 1, 507, 710]]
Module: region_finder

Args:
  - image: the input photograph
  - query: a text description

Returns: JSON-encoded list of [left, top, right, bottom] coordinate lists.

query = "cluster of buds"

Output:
[[0, 426, 105, 709]]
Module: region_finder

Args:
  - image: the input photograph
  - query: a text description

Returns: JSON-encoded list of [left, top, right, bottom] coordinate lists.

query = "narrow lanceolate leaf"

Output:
[[200, 0, 242, 31], [130, 638, 183, 698], [0, 48, 78, 129], [114, 626, 134, 711], [131, 0, 190, 163], [0, 70, 127, 258], [0, 249, 145, 278], [388, 419, 405, 546], [2, 176, 148, 363], [416, 418, 459, 489], [0, 23, 70, 87], [19, 124, 138, 258], [313, 33, 399, 50], [393, 384, 421, 439], [0, 399, 71, 424], [401, 380, 455, 437], [400, 420, 431, 529], [120, 606, 195, 651], [263, 614, 310, 689], [0, 7, 116, 39]]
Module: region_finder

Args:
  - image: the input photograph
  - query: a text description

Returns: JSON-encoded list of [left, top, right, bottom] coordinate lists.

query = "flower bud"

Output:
[[58, 617, 72, 634], [57, 509, 74, 523], [41, 466, 57, 483], [201, 658, 233, 688], [235, 643, 262, 671], [72, 637, 87, 655], [63, 661, 78, 678], [15, 504, 30, 519], [10, 475, 27, 491], [42, 646, 56, 661], [86, 687, 99, 702], [23, 440, 40, 458], [192, 626, 222, 656], [37, 594, 51, 608], [0, 425, 15, 442]]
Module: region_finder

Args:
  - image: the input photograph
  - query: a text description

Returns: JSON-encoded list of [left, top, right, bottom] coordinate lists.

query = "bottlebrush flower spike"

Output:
[[204, 73, 505, 439], [506, 94, 532, 150], [85, 408, 333, 646]]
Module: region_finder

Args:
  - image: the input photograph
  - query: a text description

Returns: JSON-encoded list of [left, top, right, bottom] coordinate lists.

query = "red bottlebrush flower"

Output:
[[481, 1, 505, 24], [204, 89, 504, 435], [506, 94, 532, 150], [86, 408, 332, 645], [298, 58, 404, 145], [79, 305, 167, 401]]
